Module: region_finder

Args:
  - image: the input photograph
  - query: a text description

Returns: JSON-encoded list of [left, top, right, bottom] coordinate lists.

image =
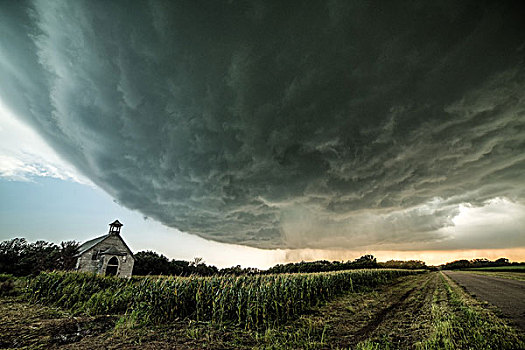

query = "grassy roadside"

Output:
[[462, 270, 525, 282], [415, 272, 525, 350], [465, 266, 525, 272]]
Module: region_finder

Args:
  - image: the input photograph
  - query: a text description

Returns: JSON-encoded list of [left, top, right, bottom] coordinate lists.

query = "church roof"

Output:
[[75, 232, 135, 258], [76, 234, 108, 256], [110, 220, 123, 227], [76, 220, 134, 258]]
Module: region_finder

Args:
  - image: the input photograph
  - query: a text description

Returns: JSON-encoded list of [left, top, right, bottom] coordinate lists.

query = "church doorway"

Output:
[[105, 256, 119, 276]]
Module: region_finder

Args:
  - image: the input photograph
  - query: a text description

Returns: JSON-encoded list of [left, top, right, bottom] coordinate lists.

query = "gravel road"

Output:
[[444, 271, 525, 330]]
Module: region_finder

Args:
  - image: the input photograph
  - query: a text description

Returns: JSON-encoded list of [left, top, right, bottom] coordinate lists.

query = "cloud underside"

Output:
[[0, 1, 524, 249]]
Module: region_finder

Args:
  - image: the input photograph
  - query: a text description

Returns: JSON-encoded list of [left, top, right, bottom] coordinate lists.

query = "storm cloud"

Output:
[[0, 0, 524, 249]]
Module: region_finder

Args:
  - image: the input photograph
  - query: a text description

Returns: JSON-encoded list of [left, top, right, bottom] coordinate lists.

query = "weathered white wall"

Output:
[[76, 235, 135, 278]]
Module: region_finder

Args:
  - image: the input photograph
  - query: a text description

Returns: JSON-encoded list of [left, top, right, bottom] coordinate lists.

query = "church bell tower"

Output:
[[109, 219, 123, 235]]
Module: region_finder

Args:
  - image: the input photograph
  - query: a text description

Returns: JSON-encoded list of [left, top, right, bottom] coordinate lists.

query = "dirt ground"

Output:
[[0, 298, 117, 349], [317, 272, 436, 349], [444, 270, 525, 330]]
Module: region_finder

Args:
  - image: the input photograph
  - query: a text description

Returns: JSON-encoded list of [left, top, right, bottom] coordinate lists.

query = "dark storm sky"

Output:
[[0, 0, 524, 250]]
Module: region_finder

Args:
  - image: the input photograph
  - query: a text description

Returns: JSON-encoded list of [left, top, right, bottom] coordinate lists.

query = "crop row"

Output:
[[27, 269, 421, 329]]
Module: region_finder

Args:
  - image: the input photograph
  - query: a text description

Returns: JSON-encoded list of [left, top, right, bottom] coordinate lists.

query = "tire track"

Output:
[[321, 273, 436, 349]]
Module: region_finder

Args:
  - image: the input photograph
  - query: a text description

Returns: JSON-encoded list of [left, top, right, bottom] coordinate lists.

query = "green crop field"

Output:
[[25, 269, 417, 328], [464, 265, 525, 272], [462, 270, 525, 282], [1, 270, 524, 349]]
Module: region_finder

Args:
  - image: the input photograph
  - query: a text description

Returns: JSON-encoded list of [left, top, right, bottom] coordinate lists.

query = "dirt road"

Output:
[[444, 271, 525, 330]]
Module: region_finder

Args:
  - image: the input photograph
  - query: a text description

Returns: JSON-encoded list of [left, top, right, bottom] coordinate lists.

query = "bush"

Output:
[[0, 273, 19, 296]]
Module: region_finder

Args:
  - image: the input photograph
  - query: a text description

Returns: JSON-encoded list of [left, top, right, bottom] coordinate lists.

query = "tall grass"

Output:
[[27, 269, 420, 329], [415, 273, 525, 349]]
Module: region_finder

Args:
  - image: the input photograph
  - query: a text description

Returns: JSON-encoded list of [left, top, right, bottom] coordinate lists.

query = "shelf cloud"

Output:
[[1, 1, 524, 249]]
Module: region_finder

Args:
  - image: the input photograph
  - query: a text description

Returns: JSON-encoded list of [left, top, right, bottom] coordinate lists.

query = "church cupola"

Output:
[[109, 219, 123, 235]]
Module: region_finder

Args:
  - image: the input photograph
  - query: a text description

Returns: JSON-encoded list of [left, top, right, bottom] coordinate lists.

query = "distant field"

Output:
[[463, 270, 525, 282], [464, 266, 525, 272], [1, 270, 524, 349]]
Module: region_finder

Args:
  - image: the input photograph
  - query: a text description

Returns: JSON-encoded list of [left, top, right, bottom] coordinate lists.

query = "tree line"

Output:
[[266, 255, 428, 274], [0, 238, 261, 276], [1, 237, 430, 277], [0, 238, 79, 276], [131, 251, 260, 276], [440, 257, 523, 270]]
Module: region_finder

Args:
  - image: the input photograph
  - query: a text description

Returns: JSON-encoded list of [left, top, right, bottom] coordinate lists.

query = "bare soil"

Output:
[[318, 273, 437, 349], [0, 298, 116, 349], [444, 270, 525, 330]]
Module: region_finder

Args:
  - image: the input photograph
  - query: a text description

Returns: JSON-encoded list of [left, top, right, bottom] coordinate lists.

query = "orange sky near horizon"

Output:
[[281, 247, 525, 267]]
